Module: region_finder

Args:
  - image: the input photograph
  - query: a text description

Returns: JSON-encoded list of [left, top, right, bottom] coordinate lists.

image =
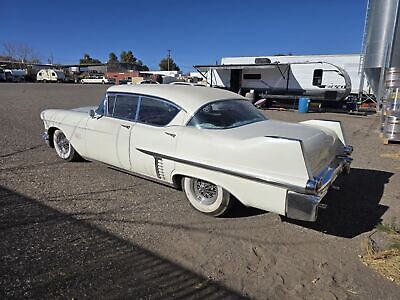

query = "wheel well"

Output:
[[172, 174, 184, 190], [47, 127, 59, 148]]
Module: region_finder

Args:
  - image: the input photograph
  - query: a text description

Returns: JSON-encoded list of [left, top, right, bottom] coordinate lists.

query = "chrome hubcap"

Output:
[[55, 132, 70, 157], [191, 179, 218, 205]]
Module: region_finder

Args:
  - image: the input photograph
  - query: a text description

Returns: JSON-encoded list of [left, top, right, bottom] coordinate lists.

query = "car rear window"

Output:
[[187, 99, 266, 129]]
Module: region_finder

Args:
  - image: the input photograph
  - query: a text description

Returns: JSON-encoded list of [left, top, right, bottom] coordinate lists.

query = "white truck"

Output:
[[37, 69, 65, 82]]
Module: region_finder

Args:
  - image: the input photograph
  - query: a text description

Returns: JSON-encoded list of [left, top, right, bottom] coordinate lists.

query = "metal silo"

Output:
[[362, 0, 399, 97]]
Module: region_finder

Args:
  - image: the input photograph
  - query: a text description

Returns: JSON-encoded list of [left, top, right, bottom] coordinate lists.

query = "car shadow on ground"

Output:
[[0, 144, 46, 158], [223, 200, 267, 218], [282, 168, 392, 238], [0, 185, 247, 299]]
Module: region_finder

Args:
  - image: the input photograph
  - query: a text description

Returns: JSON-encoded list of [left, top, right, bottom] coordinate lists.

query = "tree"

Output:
[[79, 53, 101, 65], [2, 42, 41, 63], [120, 50, 136, 64], [159, 57, 180, 71], [134, 60, 149, 71], [108, 52, 119, 64]]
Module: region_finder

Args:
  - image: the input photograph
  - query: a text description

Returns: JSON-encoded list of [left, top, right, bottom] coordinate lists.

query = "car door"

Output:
[[85, 94, 139, 170], [130, 96, 182, 183]]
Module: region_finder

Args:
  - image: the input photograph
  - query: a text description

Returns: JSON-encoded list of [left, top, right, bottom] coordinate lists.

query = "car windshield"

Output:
[[188, 99, 267, 129]]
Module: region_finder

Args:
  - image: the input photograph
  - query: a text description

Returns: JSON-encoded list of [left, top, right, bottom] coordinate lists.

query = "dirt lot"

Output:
[[0, 83, 399, 299]]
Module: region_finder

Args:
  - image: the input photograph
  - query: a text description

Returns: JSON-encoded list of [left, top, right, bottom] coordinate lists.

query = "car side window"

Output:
[[138, 97, 180, 126], [107, 95, 116, 116], [113, 94, 139, 121]]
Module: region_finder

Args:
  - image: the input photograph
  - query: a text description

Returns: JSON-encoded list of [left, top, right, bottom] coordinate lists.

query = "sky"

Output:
[[0, 0, 368, 72]]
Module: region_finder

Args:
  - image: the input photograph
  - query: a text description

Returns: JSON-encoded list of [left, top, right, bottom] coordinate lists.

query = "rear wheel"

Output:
[[53, 129, 80, 161], [182, 177, 232, 216]]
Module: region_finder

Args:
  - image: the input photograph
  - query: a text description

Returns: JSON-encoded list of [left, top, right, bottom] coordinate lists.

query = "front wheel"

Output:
[[182, 177, 233, 216], [53, 129, 81, 161]]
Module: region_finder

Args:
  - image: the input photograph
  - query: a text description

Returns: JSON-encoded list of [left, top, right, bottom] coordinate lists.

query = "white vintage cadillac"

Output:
[[40, 85, 353, 221]]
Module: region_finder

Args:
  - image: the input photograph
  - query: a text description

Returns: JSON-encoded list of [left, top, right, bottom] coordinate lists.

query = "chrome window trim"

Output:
[[109, 93, 140, 122], [105, 92, 183, 127]]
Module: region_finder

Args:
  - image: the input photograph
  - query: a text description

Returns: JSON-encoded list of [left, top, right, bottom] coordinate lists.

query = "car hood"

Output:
[[71, 106, 97, 113]]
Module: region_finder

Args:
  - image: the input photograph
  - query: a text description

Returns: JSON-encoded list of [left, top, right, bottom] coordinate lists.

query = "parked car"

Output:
[[138, 80, 159, 84], [37, 69, 65, 82], [40, 85, 353, 221], [80, 76, 111, 84]]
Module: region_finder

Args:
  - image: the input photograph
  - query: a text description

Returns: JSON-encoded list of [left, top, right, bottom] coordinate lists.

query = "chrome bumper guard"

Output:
[[286, 145, 353, 222], [42, 131, 50, 145]]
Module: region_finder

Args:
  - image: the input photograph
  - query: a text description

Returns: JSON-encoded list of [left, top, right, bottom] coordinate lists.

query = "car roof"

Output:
[[107, 84, 245, 114]]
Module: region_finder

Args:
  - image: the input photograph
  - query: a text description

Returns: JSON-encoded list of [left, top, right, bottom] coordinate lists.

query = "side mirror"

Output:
[[89, 109, 95, 118]]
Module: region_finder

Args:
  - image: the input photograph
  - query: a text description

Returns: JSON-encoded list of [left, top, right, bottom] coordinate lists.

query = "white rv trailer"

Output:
[[195, 54, 366, 102], [36, 69, 65, 82]]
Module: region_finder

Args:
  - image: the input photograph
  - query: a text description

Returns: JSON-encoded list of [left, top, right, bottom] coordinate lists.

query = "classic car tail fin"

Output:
[[299, 120, 346, 145]]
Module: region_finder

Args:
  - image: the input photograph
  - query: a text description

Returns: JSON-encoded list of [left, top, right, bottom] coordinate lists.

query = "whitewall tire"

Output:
[[53, 129, 80, 162], [182, 177, 232, 216]]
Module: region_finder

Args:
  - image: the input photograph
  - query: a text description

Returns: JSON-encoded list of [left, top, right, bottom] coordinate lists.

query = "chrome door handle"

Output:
[[121, 124, 131, 129], [164, 132, 176, 138]]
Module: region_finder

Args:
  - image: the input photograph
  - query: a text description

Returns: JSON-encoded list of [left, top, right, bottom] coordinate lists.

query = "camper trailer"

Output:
[[36, 69, 65, 82], [194, 54, 365, 102], [4, 69, 27, 82]]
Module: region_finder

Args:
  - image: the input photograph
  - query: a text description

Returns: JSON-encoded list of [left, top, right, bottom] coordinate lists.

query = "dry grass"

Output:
[[361, 221, 400, 285]]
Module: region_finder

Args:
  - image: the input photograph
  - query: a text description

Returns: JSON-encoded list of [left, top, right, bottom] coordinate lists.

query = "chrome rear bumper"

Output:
[[286, 146, 353, 222]]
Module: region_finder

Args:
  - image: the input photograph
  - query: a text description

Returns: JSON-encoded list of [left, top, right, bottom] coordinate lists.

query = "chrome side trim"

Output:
[[82, 157, 177, 189], [136, 148, 307, 193]]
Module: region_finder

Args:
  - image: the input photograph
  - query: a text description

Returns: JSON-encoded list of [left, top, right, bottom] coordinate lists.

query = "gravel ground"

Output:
[[0, 83, 399, 299]]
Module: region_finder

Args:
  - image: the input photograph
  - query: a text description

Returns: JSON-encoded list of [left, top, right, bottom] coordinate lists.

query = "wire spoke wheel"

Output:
[[52, 129, 81, 162], [183, 177, 233, 216], [191, 178, 218, 205], [54, 130, 71, 159]]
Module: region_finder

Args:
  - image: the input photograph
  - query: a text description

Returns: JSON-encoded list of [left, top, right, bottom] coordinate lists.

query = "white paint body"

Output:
[[40, 85, 350, 218]]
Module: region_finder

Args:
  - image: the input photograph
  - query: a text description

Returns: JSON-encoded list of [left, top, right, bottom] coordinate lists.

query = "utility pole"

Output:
[[167, 49, 171, 71]]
